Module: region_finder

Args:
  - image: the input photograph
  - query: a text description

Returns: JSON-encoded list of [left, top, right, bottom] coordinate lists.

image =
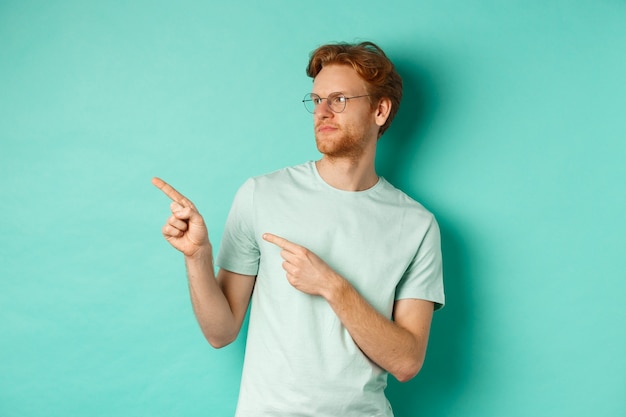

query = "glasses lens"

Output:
[[303, 93, 317, 113], [327, 93, 347, 113]]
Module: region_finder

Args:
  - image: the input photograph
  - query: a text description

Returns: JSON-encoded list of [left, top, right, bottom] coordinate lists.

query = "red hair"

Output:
[[306, 41, 403, 137]]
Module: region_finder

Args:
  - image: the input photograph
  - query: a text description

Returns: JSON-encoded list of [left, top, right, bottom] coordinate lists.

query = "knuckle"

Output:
[[163, 224, 182, 237]]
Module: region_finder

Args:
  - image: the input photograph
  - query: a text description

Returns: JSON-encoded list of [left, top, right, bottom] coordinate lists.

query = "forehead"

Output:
[[312, 64, 367, 95]]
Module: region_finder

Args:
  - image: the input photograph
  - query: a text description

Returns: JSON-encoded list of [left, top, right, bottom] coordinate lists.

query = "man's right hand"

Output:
[[152, 177, 210, 257]]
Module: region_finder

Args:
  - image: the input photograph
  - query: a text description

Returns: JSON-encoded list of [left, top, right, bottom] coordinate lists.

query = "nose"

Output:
[[314, 100, 333, 119]]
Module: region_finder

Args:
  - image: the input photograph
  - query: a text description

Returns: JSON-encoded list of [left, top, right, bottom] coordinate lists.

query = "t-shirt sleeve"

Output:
[[395, 214, 445, 310], [215, 178, 260, 276]]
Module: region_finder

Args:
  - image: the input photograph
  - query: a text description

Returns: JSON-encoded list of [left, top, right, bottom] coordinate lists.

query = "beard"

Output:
[[314, 125, 368, 160]]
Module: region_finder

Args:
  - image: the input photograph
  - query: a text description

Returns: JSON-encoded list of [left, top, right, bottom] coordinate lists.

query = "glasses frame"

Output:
[[302, 92, 371, 114]]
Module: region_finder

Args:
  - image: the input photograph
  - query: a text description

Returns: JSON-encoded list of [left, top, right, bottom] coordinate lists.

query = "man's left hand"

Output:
[[263, 233, 343, 298]]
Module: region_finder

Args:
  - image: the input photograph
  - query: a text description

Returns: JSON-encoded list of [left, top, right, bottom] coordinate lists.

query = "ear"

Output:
[[374, 97, 392, 127]]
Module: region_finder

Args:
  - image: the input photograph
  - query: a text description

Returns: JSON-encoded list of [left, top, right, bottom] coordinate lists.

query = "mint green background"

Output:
[[1, 1, 625, 416]]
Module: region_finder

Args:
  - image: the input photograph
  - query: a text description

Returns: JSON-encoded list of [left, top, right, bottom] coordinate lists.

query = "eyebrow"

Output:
[[310, 91, 349, 96]]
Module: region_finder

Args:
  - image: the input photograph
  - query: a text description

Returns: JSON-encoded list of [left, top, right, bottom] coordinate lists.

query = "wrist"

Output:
[[186, 243, 213, 263], [323, 272, 350, 304]]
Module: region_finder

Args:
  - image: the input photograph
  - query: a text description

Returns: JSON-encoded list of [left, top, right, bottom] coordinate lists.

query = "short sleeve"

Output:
[[395, 215, 445, 310], [215, 179, 260, 276]]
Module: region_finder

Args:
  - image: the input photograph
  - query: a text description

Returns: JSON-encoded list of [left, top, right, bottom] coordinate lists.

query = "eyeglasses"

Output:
[[302, 92, 371, 114]]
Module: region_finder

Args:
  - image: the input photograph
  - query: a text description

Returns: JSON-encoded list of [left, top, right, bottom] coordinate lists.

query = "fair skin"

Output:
[[154, 63, 434, 382]]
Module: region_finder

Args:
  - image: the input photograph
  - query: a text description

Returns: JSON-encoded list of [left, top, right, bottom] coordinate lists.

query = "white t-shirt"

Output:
[[216, 161, 445, 417]]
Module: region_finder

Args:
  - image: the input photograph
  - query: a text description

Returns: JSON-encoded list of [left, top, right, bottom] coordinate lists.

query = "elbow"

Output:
[[208, 338, 231, 349], [393, 359, 424, 383], [205, 331, 237, 349]]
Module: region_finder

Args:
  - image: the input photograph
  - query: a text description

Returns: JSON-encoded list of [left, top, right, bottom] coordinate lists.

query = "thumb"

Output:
[[186, 207, 206, 228], [172, 205, 194, 220]]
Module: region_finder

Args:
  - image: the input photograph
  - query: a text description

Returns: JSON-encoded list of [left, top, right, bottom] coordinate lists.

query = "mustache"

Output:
[[315, 122, 339, 129]]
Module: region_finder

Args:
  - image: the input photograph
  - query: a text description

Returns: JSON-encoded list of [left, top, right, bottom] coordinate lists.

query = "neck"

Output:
[[315, 154, 378, 192]]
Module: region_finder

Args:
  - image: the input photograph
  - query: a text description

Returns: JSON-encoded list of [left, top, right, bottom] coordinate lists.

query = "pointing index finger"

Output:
[[263, 233, 297, 251], [152, 177, 190, 207]]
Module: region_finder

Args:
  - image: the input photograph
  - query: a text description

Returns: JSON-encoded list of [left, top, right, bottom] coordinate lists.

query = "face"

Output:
[[311, 64, 388, 160]]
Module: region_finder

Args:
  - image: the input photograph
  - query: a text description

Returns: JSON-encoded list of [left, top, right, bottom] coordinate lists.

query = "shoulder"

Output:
[[246, 161, 314, 189], [232, 162, 314, 203], [377, 178, 436, 222], [255, 161, 312, 181]]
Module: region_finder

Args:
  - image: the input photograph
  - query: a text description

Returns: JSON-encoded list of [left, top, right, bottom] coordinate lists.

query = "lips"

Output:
[[316, 124, 339, 133]]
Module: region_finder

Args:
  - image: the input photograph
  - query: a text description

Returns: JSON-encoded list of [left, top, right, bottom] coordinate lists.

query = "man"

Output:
[[153, 41, 444, 417]]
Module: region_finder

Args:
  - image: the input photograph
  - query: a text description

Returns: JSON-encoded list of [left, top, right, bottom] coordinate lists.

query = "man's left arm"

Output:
[[263, 233, 435, 383], [328, 282, 434, 382]]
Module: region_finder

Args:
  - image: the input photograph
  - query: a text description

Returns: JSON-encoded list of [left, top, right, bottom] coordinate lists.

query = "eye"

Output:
[[307, 94, 323, 105], [330, 94, 347, 105]]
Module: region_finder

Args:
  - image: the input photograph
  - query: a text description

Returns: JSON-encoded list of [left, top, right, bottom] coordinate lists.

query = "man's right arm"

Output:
[[153, 177, 255, 348], [185, 247, 255, 348]]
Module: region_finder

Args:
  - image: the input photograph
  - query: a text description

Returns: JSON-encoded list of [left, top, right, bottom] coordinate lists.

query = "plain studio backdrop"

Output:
[[1, 1, 625, 416]]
